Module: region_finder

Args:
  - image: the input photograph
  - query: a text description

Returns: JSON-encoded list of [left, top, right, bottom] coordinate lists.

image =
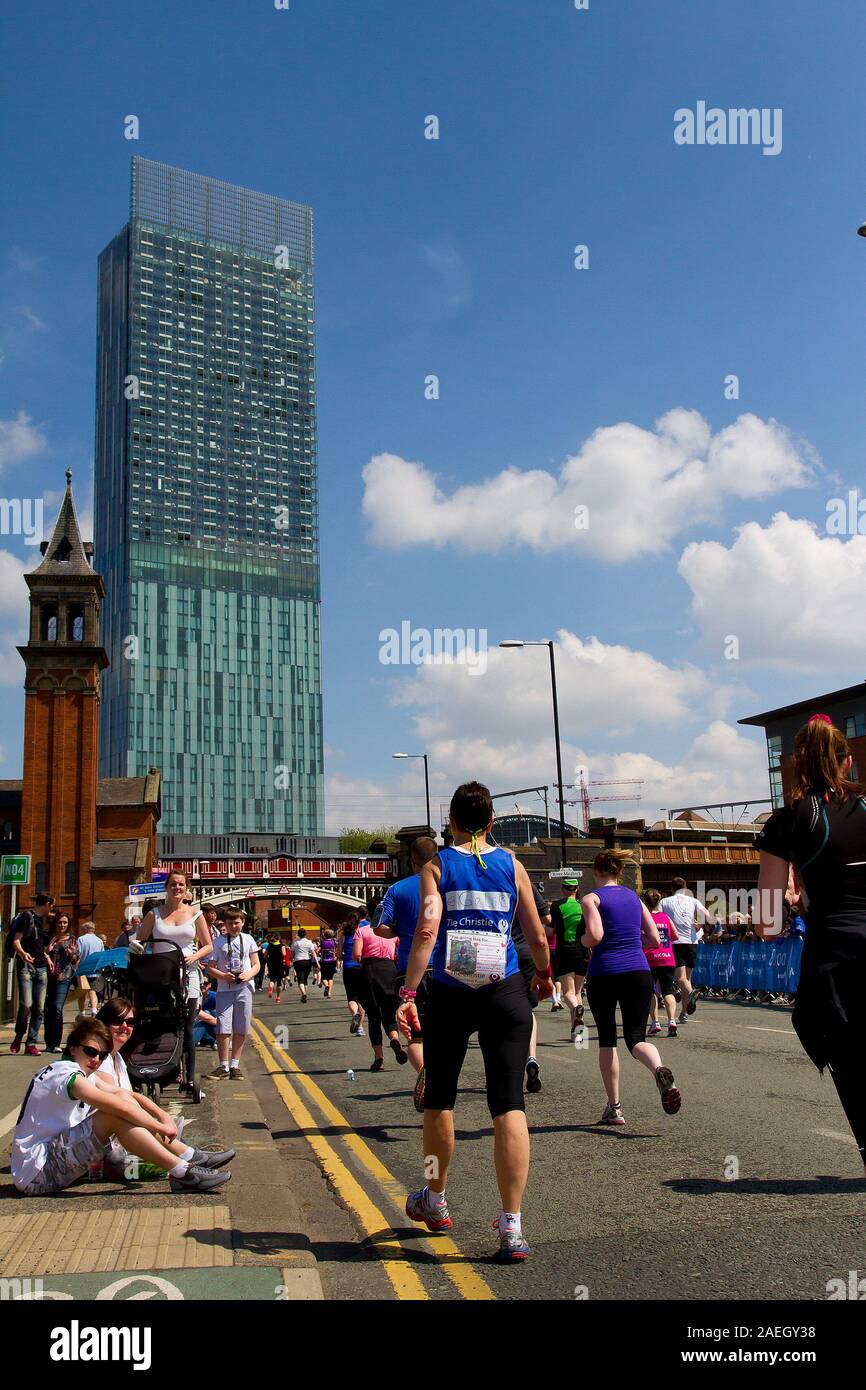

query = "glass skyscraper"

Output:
[[95, 157, 323, 836]]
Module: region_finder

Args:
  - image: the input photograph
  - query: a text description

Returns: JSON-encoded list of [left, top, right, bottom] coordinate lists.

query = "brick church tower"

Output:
[[18, 470, 107, 918]]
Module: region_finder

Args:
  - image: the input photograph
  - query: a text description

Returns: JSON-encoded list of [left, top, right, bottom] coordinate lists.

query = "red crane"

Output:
[[567, 773, 645, 835]]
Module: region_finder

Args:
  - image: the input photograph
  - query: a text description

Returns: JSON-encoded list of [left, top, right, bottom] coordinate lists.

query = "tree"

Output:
[[338, 826, 398, 853]]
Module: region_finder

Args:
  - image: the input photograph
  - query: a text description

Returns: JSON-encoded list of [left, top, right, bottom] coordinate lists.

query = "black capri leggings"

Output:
[[362, 958, 399, 1048], [586, 970, 653, 1052], [423, 974, 532, 1118]]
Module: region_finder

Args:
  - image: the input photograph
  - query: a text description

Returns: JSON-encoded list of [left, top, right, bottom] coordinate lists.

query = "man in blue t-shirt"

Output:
[[374, 836, 438, 1111]]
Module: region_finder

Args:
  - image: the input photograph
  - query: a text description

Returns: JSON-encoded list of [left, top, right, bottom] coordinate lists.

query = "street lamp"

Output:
[[392, 753, 431, 832], [499, 639, 568, 867]]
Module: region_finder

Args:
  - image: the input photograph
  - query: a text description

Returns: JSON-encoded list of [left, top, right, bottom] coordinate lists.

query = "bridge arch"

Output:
[[196, 884, 372, 913]]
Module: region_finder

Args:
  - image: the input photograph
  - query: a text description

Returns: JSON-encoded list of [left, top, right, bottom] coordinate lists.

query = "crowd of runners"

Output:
[[8, 713, 866, 1269]]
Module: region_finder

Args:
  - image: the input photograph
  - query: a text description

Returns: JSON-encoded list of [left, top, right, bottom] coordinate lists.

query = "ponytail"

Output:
[[593, 848, 634, 879], [790, 716, 865, 803]]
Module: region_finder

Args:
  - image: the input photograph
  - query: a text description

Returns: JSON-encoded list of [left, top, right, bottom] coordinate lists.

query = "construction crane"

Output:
[[565, 773, 645, 835]]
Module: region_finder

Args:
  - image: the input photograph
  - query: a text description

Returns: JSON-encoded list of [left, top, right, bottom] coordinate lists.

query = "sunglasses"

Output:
[[79, 1044, 110, 1061], [112, 1020, 134, 1030]]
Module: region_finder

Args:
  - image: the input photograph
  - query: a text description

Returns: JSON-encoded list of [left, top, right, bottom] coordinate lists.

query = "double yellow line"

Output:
[[250, 1018, 495, 1301]]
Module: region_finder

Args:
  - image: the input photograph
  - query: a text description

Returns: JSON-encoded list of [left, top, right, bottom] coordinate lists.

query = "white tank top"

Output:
[[151, 906, 205, 999]]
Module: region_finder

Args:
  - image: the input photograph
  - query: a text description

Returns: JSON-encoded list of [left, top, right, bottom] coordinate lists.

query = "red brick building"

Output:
[[1, 473, 160, 939]]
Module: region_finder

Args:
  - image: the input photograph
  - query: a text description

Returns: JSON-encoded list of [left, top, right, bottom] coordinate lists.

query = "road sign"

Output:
[[548, 866, 584, 880], [1, 855, 30, 886], [245, 888, 256, 899], [128, 880, 168, 898], [278, 884, 290, 898]]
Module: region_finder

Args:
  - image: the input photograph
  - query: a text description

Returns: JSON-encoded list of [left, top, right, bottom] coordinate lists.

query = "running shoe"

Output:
[[525, 1059, 542, 1093], [569, 1020, 583, 1043], [573, 1004, 584, 1025], [190, 1147, 236, 1169], [413, 1067, 426, 1113], [390, 1038, 408, 1065], [677, 1013, 688, 1024], [494, 1229, 531, 1263], [405, 1186, 453, 1232], [667, 1023, 678, 1038], [356, 1026, 365, 1037], [349, 1014, 361, 1035], [686, 994, 697, 1016], [655, 1066, 682, 1115], [169, 1163, 232, 1194], [9, 1037, 22, 1054], [229, 1066, 244, 1081], [648, 1021, 662, 1036], [598, 1102, 626, 1126], [25, 1045, 40, 1056], [209, 1065, 229, 1080], [301, 995, 308, 1004], [370, 1057, 384, 1072]]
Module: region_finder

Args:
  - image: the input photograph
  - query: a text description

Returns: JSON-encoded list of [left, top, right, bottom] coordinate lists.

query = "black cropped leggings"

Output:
[[362, 958, 399, 1048], [586, 970, 653, 1052]]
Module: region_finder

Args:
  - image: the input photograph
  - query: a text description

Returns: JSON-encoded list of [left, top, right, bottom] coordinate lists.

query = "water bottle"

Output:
[[346, 1069, 355, 1081]]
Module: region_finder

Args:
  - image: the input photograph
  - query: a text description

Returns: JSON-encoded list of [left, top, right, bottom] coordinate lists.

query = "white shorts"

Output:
[[216, 985, 253, 1035], [19, 1118, 112, 1196]]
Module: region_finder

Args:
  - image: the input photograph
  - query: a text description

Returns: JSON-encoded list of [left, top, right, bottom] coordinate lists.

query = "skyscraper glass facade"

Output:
[[95, 157, 323, 835]]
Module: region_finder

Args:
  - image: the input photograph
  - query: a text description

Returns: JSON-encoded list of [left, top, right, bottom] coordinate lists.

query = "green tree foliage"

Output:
[[338, 826, 398, 853]]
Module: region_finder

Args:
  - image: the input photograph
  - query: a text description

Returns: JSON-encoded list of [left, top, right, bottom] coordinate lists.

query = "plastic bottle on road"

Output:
[[346, 1069, 355, 1081]]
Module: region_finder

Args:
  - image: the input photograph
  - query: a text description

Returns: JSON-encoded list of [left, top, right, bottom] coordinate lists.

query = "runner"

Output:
[[641, 890, 679, 1037], [755, 714, 866, 1174], [659, 877, 715, 1024], [266, 935, 286, 1002], [319, 928, 338, 998], [290, 928, 319, 1003], [373, 836, 438, 1108], [549, 874, 591, 1042], [397, 781, 553, 1263], [582, 849, 682, 1126], [337, 910, 366, 1036], [519, 879, 552, 1094], [354, 911, 406, 1071]]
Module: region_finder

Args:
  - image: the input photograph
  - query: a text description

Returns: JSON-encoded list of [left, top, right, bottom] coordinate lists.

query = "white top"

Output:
[[97, 1051, 132, 1091], [152, 906, 207, 999], [12, 1060, 90, 1189], [210, 932, 258, 991], [658, 891, 707, 945], [291, 937, 316, 962]]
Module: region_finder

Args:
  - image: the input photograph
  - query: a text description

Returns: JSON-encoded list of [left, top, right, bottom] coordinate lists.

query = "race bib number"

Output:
[[444, 930, 507, 989]]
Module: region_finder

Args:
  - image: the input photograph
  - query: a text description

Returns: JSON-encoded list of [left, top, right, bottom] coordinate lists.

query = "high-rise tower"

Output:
[[94, 157, 323, 836]]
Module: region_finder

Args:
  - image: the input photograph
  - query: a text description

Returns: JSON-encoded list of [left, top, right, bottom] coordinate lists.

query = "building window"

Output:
[[845, 714, 866, 739], [70, 606, 85, 641], [64, 861, 76, 895], [1, 821, 12, 842], [767, 734, 782, 770], [35, 861, 47, 894], [42, 606, 58, 642]]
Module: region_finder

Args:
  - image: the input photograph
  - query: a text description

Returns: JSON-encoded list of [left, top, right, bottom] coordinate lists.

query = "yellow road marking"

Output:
[[248, 1025, 428, 1301], [252, 1018, 496, 1301]]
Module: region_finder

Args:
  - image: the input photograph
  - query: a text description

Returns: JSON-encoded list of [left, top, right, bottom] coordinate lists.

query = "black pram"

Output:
[[125, 943, 203, 1103]]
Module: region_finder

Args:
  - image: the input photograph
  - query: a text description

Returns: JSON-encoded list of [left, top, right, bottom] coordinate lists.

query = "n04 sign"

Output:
[[1, 855, 30, 886]]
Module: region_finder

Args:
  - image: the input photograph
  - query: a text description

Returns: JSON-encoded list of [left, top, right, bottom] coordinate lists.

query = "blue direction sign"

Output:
[[128, 881, 168, 899]]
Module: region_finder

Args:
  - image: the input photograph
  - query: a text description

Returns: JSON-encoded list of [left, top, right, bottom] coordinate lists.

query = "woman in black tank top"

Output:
[[756, 715, 866, 1171]]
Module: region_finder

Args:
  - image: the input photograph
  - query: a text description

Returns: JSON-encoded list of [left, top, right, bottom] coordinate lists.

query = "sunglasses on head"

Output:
[[79, 1044, 109, 1061]]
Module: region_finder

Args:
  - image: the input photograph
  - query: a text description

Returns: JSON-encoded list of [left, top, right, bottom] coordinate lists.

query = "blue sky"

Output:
[[1, 0, 865, 833]]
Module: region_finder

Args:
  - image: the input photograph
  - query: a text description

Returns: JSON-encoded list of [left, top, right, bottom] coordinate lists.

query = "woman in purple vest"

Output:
[[582, 849, 682, 1126]]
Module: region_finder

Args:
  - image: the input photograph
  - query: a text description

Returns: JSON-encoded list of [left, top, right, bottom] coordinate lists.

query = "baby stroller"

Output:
[[125, 943, 203, 1104]]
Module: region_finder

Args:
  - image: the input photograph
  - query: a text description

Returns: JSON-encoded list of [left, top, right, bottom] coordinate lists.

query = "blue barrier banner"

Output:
[[694, 937, 802, 993]]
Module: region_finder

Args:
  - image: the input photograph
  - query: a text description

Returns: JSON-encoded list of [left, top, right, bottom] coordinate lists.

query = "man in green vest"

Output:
[[550, 876, 590, 1042]]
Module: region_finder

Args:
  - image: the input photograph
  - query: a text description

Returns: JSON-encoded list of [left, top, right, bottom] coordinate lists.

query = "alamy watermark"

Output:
[[674, 102, 782, 157], [379, 621, 488, 676], [0, 496, 43, 545], [826, 490, 866, 536]]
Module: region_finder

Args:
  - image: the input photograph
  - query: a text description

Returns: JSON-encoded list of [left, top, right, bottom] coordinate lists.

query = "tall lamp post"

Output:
[[500, 639, 568, 867], [392, 752, 431, 832]]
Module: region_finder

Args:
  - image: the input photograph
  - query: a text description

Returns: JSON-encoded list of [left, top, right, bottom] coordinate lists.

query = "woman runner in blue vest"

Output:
[[396, 781, 553, 1263]]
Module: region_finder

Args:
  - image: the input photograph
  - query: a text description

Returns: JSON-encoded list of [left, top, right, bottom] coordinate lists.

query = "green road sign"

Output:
[[0, 855, 30, 886]]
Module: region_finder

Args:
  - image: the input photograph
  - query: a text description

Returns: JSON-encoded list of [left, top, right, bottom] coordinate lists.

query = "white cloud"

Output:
[[0, 549, 28, 618], [362, 411, 815, 562], [0, 413, 47, 472], [394, 629, 730, 744], [679, 511, 866, 670]]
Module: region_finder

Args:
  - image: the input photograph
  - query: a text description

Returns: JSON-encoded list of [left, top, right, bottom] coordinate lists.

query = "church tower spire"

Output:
[[18, 471, 108, 916]]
